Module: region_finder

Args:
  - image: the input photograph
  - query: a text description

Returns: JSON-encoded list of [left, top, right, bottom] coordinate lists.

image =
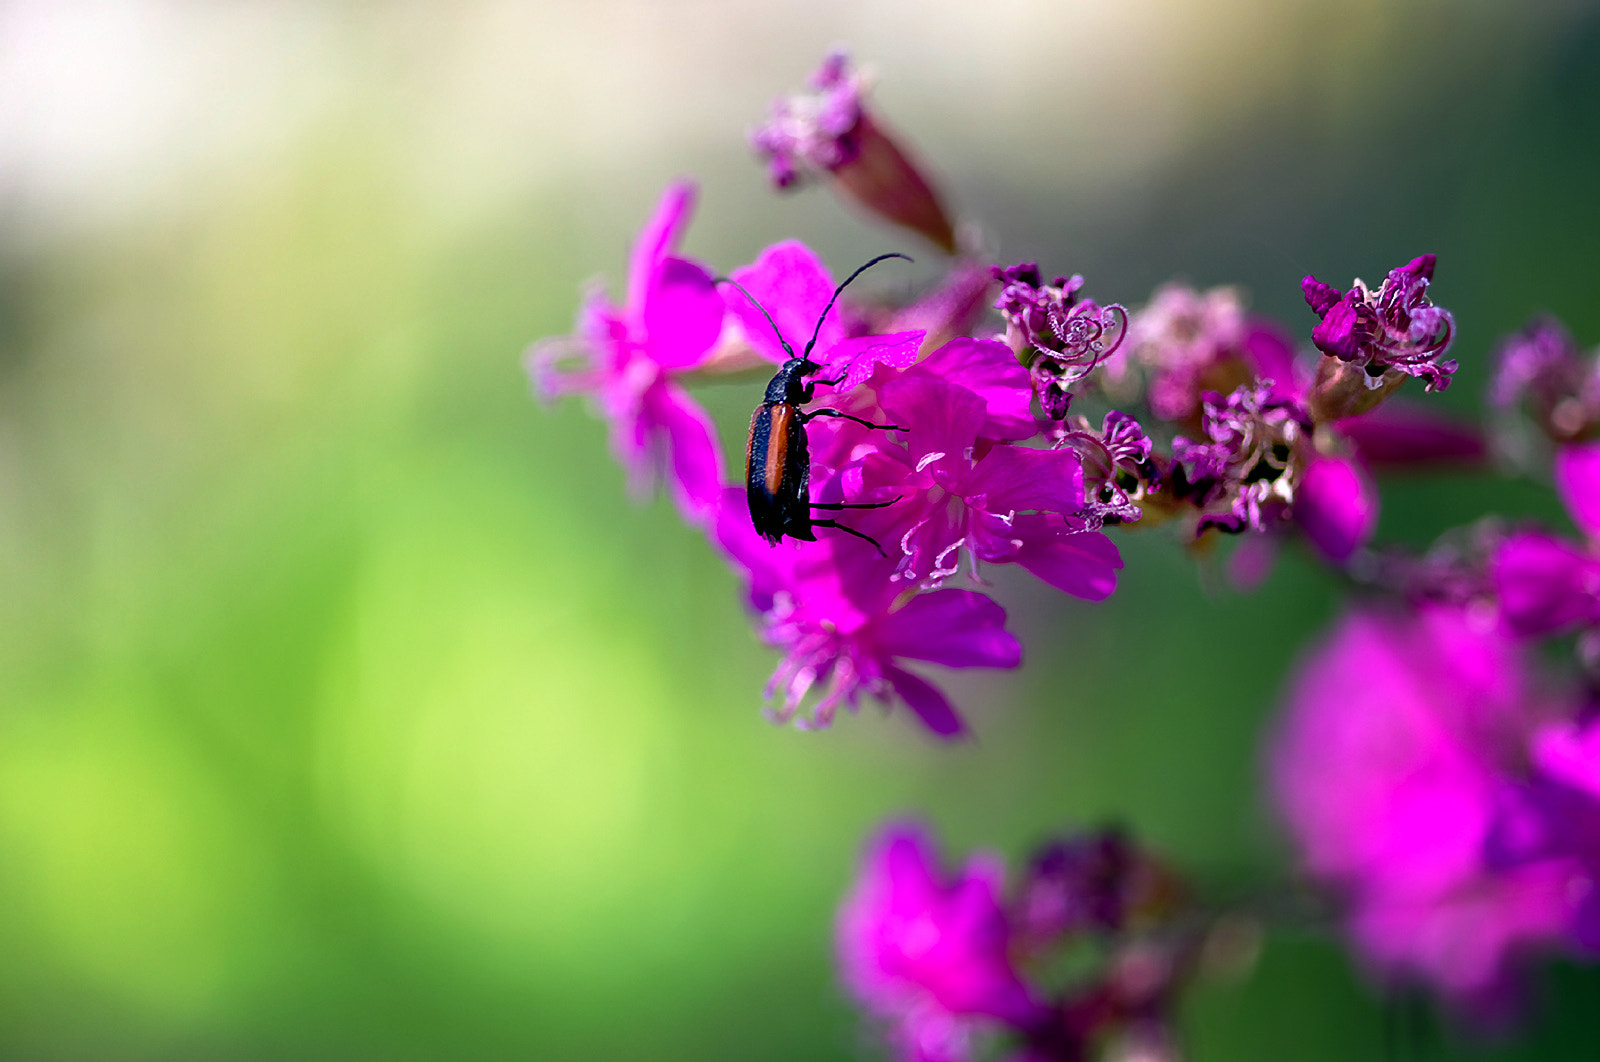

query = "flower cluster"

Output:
[[527, 45, 1600, 1054], [530, 49, 1483, 737], [533, 183, 1125, 737], [838, 822, 1205, 1062], [1108, 282, 1300, 425]]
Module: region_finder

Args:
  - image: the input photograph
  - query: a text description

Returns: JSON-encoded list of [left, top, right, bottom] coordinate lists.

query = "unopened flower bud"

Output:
[[752, 51, 957, 253]]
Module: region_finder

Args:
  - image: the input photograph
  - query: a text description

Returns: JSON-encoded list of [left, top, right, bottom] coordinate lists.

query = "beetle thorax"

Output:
[[765, 357, 816, 404]]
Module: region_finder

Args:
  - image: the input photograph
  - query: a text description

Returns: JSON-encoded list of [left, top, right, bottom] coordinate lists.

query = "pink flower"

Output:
[[1268, 605, 1585, 1015], [1490, 316, 1600, 442], [839, 823, 1044, 1062], [991, 263, 1128, 419], [527, 181, 726, 524], [712, 490, 1021, 737], [843, 357, 1121, 596]]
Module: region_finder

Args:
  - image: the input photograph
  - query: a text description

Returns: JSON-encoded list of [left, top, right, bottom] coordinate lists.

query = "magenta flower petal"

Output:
[[817, 329, 926, 393], [839, 824, 1043, 1043], [1301, 275, 1342, 316], [1310, 290, 1373, 363], [1493, 531, 1600, 638], [1294, 453, 1376, 563], [1555, 440, 1600, 540], [725, 240, 840, 364], [1009, 516, 1122, 601], [530, 180, 727, 525], [1336, 402, 1487, 469], [968, 445, 1084, 517], [625, 180, 696, 312], [1242, 320, 1303, 399], [886, 666, 969, 738], [878, 590, 1022, 670], [647, 383, 725, 523], [1515, 720, 1600, 955], [1273, 610, 1470, 880], [711, 487, 785, 604], [913, 338, 1038, 441], [642, 256, 724, 370], [1531, 718, 1600, 804], [881, 375, 989, 471], [1347, 862, 1576, 1020]]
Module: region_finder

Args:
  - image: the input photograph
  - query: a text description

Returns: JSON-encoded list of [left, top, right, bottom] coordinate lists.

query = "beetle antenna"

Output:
[[714, 277, 795, 360], [801, 252, 913, 360]]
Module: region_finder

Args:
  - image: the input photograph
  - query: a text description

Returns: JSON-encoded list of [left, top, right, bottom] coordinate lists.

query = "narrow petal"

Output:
[[1301, 275, 1342, 316], [647, 382, 725, 525], [1010, 517, 1122, 601], [877, 589, 1022, 670], [1310, 291, 1373, 362], [1295, 453, 1377, 563], [724, 240, 838, 364], [1556, 441, 1600, 540], [626, 180, 697, 313], [814, 330, 925, 392], [885, 665, 969, 737], [1493, 531, 1600, 638], [710, 487, 791, 610], [1337, 403, 1487, 469], [643, 256, 725, 370]]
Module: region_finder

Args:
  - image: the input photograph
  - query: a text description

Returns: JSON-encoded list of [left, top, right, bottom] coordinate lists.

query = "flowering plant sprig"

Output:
[[525, 44, 1600, 1058]]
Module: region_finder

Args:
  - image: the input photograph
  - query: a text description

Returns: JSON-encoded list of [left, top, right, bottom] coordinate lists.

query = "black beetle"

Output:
[[725, 253, 911, 552]]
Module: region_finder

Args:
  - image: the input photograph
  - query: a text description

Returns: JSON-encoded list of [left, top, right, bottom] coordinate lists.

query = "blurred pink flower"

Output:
[[1268, 605, 1584, 1016], [838, 823, 1044, 1062], [1494, 439, 1600, 639], [527, 181, 726, 524]]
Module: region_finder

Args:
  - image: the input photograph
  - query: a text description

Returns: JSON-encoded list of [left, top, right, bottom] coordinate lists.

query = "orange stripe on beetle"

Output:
[[764, 404, 793, 496]]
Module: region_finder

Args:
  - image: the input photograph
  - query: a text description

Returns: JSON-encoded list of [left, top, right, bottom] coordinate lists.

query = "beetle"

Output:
[[725, 253, 911, 552]]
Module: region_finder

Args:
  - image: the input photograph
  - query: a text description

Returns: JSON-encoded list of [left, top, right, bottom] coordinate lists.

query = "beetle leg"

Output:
[[799, 408, 908, 432], [812, 520, 887, 556], [810, 495, 903, 511]]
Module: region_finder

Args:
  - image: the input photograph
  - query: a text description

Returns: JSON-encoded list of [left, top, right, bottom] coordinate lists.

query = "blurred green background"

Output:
[[2, 1, 1599, 1058]]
